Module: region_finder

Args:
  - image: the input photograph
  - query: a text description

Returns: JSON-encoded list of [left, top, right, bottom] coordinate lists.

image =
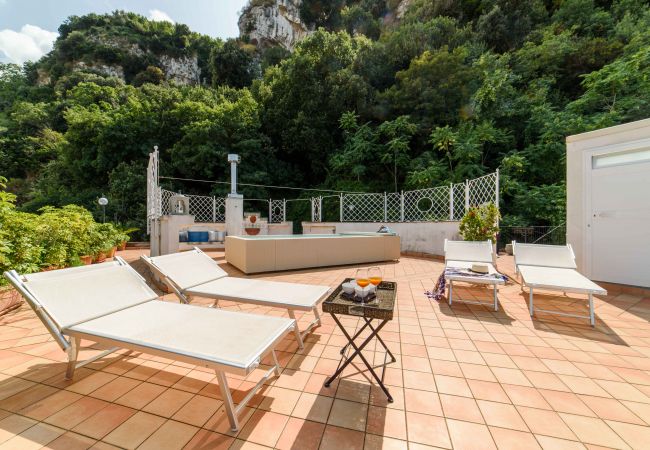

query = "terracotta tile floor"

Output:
[[1, 249, 649, 449]]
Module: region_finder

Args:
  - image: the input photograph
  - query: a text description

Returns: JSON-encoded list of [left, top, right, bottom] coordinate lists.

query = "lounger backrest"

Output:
[[444, 239, 494, 264], [512, 242, 577, 269], [144, 249, 228, 290], [14, 261, 158, 330]]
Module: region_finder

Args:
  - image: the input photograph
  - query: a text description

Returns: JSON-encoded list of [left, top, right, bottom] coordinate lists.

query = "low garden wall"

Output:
[[302, 221, 461, 256]]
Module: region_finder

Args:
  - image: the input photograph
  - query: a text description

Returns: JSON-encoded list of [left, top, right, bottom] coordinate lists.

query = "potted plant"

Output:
[[459, 202, 500, 243], [116, 226, 139, 251], [90, 223, 116, 263], [105, 223, 121, 258], [79, 254, 93, 265]]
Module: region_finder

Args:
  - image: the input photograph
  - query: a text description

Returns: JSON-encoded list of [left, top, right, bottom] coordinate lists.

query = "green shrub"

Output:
[[92, 222, 125, 254], [459, 202, 500, 243], [38, 205, 96, 267], [0, 179, 126, 283]]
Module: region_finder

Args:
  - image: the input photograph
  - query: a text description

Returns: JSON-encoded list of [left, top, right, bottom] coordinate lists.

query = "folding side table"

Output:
[[322, 278, 397, 402]]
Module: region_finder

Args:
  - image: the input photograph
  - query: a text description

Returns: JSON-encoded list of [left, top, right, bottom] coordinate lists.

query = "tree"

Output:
[[475, 0, 548, 52], [210, 40, 255, 88], [258, 30, 372, 181], [132, 66, 165, 86]]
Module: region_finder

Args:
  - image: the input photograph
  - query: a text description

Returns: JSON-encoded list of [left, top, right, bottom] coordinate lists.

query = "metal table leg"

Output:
[[324, 313, 394, 402], [340, 317, 396, 363]]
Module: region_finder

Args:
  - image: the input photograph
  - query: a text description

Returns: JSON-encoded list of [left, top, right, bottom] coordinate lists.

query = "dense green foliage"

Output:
[[2, 2, 650, 234], [0, 177, 128, 283]]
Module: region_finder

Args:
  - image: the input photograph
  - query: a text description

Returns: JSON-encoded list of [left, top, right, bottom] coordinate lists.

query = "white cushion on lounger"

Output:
[[444, 240, 493, 264], [186, 277, 331, 311], [24, 263, 157, 329], [513, 243, 577, 269], [66, 301, 294, 371], [518, 266, 606, 295], [149, 250, 228, 290]]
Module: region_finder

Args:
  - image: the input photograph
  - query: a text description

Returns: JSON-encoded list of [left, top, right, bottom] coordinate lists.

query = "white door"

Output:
[[590, 150, 650, 287]]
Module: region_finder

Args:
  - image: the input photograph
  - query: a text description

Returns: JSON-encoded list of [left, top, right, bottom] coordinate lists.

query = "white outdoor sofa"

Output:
[[512, 242, 607, 326], [141, 248, 330, 349], [444, 239, 504, 311], [4, 258, 295, 431]]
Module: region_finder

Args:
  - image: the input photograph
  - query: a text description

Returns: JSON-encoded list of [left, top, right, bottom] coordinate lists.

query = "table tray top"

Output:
[[322, 278, 396, 320]]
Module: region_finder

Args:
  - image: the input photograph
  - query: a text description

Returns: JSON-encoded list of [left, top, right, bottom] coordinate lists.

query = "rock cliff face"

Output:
[[239, 0, 312, 51], [72, 61, 125, 80], [159, 55, 201, 85], [66, 54, 200, 85], [239, 0, 414, 51], [396, 0, 413, 19]]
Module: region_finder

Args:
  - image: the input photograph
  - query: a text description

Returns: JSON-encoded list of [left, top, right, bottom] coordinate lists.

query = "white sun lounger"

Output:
[[4, 258, 295, 431], [512, 242, 607, 326], [141, 248, 331, 349], [444, 239, 504, 311]]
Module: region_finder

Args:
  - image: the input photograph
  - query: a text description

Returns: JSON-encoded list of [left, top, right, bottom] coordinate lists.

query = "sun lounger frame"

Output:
[[4, 258, 292, 431], [444, 239, 504, 311], [142, 248, 329, 349], [512, 241, 607, 326]]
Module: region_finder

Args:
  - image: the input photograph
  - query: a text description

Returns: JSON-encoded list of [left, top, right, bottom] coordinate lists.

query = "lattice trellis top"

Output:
[[148, 169, 497, 225]]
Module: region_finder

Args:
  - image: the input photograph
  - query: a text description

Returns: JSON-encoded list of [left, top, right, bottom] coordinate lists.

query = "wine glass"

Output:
[[355, 268, 369, 302], [369, 266, 382, 288]]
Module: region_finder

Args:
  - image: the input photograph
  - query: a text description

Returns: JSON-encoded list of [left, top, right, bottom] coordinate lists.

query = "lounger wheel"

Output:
[[324, 381, 331, 388]]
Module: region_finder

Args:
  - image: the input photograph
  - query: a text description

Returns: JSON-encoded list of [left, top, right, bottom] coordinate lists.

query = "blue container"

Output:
[[187, 231, 209, 243]]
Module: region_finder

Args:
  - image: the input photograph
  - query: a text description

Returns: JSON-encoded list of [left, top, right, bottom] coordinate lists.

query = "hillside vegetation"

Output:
[[1, 2, 650, 232]]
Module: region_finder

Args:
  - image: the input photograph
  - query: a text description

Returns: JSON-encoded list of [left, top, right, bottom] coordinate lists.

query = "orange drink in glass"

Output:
[[355, 268, 369, 288], [369, 266, 382, 286], [356, 278, 370, 288]]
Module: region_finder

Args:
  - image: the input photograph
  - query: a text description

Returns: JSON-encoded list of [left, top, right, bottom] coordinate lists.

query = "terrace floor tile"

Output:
[[0, 250, 648, 449]]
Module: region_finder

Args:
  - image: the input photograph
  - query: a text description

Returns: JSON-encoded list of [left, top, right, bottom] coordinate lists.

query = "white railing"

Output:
[[302, 171, 498, 223], [146, 147, 160, 234], [147, 146, 498, 227], [160, 189, 226, 223]]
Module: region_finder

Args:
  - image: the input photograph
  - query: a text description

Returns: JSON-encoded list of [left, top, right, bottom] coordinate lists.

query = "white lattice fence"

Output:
[[269, 199, 285, 223], [342, 193, 385, 222], [311, 197, 322, 222], [403, 186, 450, 222], [451, 183, 466, 221], [160, 189, 173, 216], [146, 148, 160, 235], [386, 193, 401, 222], [468, 172, 498, 206], [213, 197, 226, 222], [311, 171, 498, 223], [160, 189, 225, 223]]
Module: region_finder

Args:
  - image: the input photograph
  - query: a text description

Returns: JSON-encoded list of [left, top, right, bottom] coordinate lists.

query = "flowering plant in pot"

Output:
[[459, 202, 500, 243]]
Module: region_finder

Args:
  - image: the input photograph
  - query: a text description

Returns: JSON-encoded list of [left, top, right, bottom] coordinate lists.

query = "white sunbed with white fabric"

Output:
[[141, 248, 331, 348], [4, 259, 295, 431], [444, 239, 505, 311], [512, 242, 607, 326]]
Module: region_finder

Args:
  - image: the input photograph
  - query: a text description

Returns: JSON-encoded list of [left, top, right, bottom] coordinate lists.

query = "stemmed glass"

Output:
[[355, 268, 369, 303], [368, 266, 382, 289]]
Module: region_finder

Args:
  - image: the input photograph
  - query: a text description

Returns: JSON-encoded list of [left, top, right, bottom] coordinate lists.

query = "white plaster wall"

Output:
[[268, 222, 293, 235], [302, 222, 461, 256], [566, 118, 650, 277]]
